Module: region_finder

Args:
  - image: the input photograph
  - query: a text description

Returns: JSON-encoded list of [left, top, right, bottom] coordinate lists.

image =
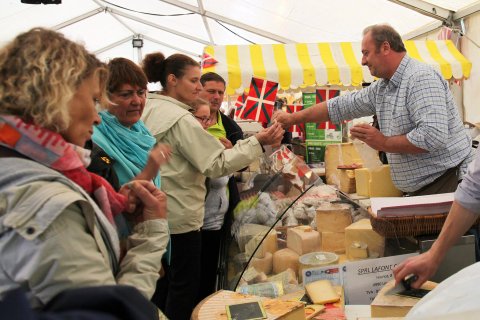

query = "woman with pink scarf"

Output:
[[0, 28, 169, 317]]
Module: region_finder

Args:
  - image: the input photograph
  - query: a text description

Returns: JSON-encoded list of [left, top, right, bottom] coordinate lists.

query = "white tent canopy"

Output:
[[1, 0, 480, 120], [1, 0, 478, 61]]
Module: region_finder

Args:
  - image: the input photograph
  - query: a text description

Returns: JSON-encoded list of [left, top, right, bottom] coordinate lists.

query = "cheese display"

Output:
[[315, 203, 353, 233], [320, 231, 345, 253], [272, 248, 300, 276], [251, 252, 273, 275], [305, 279, 340, 304], [355, 165, 403, 197], [325, 142, 362, 186], [345, 218, 385, 258], [286, 226, 321, 255]]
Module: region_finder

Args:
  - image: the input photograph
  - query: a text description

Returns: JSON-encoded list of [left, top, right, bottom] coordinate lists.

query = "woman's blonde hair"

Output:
[[190, 98, 210, 113], [0, 28, 108, 132]]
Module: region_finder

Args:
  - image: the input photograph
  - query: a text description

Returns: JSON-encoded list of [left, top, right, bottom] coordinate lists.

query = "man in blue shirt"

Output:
[[273, 24, 473, 196]]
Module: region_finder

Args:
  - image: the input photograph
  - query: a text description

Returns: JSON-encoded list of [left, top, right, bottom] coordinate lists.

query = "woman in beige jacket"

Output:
[[0, 28, 169, 317]]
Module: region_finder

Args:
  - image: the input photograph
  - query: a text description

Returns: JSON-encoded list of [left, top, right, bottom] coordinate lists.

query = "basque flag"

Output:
[[285, 104, 304, 134], [316, 89, 341, 130], [234, 93, 247, 118], [240, 77, 278, 123]]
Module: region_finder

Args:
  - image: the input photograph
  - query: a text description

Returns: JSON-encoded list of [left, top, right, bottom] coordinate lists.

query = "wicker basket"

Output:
[[369, 212, 448, 238]]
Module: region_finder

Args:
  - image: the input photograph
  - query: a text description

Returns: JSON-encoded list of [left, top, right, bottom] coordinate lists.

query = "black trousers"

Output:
[[197, 229, 222, 304], [151, 230, 202, 320]]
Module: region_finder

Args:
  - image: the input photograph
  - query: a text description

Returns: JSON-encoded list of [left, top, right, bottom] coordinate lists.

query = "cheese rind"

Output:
[[305, 280, 340, 304]]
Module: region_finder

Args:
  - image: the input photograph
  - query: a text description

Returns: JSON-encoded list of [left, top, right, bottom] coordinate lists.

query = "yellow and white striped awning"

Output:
[[202, 40, 471, 95]]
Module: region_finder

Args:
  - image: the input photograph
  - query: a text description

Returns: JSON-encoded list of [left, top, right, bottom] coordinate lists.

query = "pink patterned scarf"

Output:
[[0, 115, 127, 225]]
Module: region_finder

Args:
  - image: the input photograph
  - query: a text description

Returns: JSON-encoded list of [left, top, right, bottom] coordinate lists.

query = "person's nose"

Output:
[[361, 57, 367, 66], [93, 111, 101, 126], [131, 92, 142, 104]]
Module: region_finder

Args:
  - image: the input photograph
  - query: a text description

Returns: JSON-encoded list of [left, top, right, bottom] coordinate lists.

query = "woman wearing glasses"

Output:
[[90, 57, 171, 190], [141, 52, 284, 320]]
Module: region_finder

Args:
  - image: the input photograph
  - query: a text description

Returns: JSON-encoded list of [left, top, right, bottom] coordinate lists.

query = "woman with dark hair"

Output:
[[0, 28, 169, 317], [141, 52, 284, 320], [90, 57, 171, 190]]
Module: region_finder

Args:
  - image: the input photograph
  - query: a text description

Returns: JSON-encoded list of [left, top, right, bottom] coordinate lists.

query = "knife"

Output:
[[385, 274, 418, 296]]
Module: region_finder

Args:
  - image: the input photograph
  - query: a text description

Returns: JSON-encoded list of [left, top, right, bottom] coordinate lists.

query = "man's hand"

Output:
[[122, 180, 167, 223], [272, 111, 294, 130], [350, 123, 387, 151], [255, 122, 285, 147], [393, 251, 440, 289], [219, 137, 233, 149]]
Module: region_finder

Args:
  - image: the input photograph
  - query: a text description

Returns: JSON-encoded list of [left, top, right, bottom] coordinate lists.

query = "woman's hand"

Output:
[[135, 144, 172, 182], [122, 180, 167, 223]]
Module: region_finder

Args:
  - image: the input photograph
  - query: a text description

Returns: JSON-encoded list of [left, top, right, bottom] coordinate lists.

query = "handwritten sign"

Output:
[[343, 253, 417, 304]]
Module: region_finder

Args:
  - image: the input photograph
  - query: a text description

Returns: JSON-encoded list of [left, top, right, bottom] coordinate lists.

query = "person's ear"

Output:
[[167, 74, 177, 87]]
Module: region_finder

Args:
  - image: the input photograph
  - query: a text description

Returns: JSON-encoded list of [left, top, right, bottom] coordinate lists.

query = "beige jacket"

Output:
[[141, 94, 263, 234], [0, 158, 168, 309]]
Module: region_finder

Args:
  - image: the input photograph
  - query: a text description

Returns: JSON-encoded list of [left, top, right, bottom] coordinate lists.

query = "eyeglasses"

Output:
[[194, 116, 211, 124], [111, 89, 146, 100]]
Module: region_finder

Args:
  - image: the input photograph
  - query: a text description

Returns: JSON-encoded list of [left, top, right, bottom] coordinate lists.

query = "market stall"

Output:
[[197, 38, 476, 319]]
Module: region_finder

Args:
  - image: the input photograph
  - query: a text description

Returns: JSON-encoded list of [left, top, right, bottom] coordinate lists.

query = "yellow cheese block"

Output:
[[305, 279, 340, 304], [321, 231, 345, 254], [345, 218, 385, 257], [325, 142, 362, 186], [287, 226, 321, 255], [354, 165, 403, 197], [315, 203, 353, 233], [251, 251, 273, 275], [272, 248, 300, 276]]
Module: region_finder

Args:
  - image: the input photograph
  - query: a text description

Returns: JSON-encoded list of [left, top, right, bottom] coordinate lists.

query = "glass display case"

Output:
[[218, 145, 369, 299]]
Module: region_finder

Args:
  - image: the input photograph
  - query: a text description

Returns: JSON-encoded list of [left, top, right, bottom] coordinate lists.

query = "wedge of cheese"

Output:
[[305, 279, 340, 304], [287, 226, 321, 255], [355, 165, 403, 197]]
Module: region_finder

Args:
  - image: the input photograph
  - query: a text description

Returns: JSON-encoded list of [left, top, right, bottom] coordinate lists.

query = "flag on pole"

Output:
[[240, 77, 278, 123], [316, 89, 341, 130], [285, 104, 304, 134], [234, 92, 247, 118], [201, 52, 218, 69]]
